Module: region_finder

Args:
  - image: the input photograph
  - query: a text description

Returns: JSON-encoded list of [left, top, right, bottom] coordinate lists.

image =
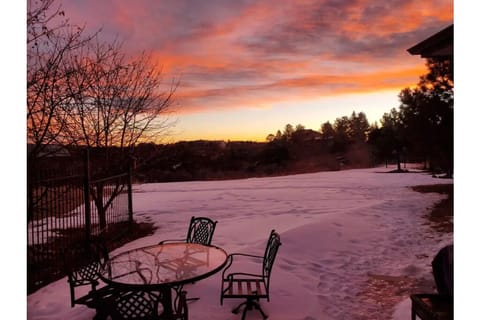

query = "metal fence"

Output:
[[27, 150, 133, 294]]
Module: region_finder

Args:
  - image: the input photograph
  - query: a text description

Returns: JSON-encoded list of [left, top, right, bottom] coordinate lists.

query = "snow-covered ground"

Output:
[[27, 165, 453, 319]]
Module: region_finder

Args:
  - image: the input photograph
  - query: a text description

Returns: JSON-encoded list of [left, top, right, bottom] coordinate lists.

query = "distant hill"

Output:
[[27, 136, 374, 183], [132, 138, 373, 183]]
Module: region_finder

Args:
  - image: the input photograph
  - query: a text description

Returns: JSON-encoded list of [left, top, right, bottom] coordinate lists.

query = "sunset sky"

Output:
[[58, 0, 453, 142]]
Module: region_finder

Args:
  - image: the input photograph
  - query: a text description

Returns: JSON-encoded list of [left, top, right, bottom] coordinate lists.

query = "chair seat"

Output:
[[222, 278, 267, 299], [410, 294, 453, 320]]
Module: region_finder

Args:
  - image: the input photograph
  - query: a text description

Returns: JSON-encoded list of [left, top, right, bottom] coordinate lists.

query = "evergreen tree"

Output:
[[398, 58, 453, 175]]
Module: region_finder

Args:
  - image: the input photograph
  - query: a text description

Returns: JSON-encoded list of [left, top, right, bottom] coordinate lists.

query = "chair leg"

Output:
[[251, 300, 268, 319], [70, 285, 75, 307], [241, 304, 249, 320], [232, 301, 248, 314], [233, 298, 268, 320]]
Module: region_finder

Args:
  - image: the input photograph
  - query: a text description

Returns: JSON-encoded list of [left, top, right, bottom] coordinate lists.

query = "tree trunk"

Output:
[[94, 182, 107, 232], [396, 150, 401, 171]]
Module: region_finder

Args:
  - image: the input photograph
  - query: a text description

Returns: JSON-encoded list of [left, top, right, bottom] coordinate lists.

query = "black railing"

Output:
[[27, 150, 133, 294]]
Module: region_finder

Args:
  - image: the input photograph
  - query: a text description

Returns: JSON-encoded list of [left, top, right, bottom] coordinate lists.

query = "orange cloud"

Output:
[[60, 0, 451, 125], [171, 63, 428, 115]]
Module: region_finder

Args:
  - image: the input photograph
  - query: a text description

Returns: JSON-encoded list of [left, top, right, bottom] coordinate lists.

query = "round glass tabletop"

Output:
[[100, 243, 228, 288]]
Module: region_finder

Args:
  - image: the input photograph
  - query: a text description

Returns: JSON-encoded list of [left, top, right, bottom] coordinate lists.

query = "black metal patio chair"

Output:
[[158, 216, 217, 246], [159, 216, 218, 303], [410, 244, 453, 320], [63, 236, 116, 318], [220, 230, 281, 320]]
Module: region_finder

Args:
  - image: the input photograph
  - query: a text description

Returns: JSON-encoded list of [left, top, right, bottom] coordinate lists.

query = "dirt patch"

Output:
[[411, 184, 453, 233], [353, 274, 435, 319], [105, 221, 157, 251], [352, 183, 453, 319]]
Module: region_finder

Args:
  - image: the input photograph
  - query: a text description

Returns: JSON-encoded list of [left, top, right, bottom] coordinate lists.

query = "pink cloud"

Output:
[[59, 0, 452, 115]]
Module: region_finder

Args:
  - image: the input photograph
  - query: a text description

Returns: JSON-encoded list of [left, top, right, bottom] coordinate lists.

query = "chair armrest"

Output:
[[228, 253, 263, 259], [158, 239, 186, 245], [222, 253, 264, 279], [225, 272, 263, 280]]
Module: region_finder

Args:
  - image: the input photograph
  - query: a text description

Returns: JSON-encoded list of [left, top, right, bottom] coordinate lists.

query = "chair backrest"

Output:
[[65, 237, 109, 285], [109, 290, 160, 320], [262, 230, 281, 286], [432, 244, 453, 298], [186, 216, 217, 245], [63, 236, 110, 307]]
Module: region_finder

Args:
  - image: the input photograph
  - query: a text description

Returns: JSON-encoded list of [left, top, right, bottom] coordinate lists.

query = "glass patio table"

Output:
[[99, 242, 228, 319]]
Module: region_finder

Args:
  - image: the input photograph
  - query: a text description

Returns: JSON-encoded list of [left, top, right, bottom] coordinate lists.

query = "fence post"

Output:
[[127, 156, 134, 224], [27, 157, 34, 223], [83, 149, 91, 242]]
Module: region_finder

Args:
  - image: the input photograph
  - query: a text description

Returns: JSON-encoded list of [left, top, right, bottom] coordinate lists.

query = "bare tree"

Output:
[[27, 0, 178, 230], [57, 39, 177, 230], [27, 0, 94, 159], [58, 40, 176, 154], [27, 0, 96, 223], [28, 0, 176, 156]]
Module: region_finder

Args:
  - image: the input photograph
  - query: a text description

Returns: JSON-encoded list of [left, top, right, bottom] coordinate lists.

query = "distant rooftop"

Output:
[[407, 24, 453, 59]]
